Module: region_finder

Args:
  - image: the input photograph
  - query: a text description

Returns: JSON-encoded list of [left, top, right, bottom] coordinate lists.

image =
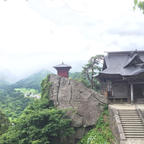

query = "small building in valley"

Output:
[[97, 50, 144, 103], [54, 62, 71, 78]]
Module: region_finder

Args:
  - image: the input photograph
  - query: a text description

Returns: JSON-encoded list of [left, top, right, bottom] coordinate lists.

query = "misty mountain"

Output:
[[0, 69, 18, 84], [0, 80, 10, 89], [11, 69, 52, 91], [0, 69, 19, 88]]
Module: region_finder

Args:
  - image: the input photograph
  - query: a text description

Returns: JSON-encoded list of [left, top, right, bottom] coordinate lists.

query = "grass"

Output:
[[78, 106, 115, 144]]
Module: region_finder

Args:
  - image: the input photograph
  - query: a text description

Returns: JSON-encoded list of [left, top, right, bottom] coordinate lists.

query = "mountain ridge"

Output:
[[10, 69, 52, 92]]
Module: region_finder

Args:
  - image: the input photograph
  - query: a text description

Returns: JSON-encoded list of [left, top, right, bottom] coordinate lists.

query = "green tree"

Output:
[[134, 0, 144, 13], [0, 88, 33, 120], [0, 99, 74, 144], [82, 55, 104, 90]]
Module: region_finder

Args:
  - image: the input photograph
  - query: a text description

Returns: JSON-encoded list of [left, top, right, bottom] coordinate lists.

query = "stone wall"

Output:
[[109, 106, 126, 144]]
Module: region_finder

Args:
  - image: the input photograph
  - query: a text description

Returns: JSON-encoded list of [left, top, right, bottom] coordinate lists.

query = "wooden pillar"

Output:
[[130, 84, 134, 103]]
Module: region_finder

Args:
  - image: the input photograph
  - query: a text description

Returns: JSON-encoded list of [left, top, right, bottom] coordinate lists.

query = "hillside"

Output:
[[0, 110, 9, 135], [0, 70, 52, 119], [11, 69, 52, 92], [0, 88, 33, 119]]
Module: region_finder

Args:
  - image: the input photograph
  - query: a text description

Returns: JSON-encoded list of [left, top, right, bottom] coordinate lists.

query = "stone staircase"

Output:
[[119, 109, 144, 139]]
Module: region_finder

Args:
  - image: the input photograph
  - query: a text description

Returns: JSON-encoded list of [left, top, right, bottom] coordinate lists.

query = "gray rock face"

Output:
[[48, 74, 107, 143]]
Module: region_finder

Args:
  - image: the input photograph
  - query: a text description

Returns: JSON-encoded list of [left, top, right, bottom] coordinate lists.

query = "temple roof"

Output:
[[98, 50, 144, 78], [54, 62, 72, 69]]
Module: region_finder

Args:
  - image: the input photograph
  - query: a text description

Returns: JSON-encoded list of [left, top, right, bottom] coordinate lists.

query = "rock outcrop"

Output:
[[48, 74, 107, 143]]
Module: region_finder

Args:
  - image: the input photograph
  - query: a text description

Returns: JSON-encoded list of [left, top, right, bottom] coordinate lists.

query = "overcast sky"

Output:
[[0, 0, 144, 78]]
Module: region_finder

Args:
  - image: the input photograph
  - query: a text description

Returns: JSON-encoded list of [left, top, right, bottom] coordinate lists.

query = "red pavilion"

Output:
[[54, 62, 72, 78]]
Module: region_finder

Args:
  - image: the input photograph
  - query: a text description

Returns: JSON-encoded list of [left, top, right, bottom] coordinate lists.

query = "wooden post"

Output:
[[130, 84, 134, 103]]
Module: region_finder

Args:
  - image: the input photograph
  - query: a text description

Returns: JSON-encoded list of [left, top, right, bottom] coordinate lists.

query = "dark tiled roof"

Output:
[[99, 51, 144, 77]]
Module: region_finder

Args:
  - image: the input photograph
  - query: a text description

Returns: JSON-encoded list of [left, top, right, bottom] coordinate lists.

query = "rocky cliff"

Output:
[[48, 74, 107, 143]]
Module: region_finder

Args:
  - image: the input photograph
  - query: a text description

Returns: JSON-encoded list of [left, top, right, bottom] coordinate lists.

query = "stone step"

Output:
[[120, 118, 141, 120], [119, 112, 137, 113], [124, 131, 144, 135], [124, 127, 144, 129], [126, 135, 144, 138], [122, 120, 143, 122], [119, 115, 139, 117], [120, 114, 139, 115], [121, 118, 140, 120], [124, 130, 144, 132], [124, 130, 144, 134], [121, 120, 141, 122], [119, 114, 139, 116], [121, 122, 142, 124], [120, 112, 137, 113], [120, 116, 140, 117], [123, 123, 144, 125], [124, 131, 144, 133], [119, 115, 139, 118], [120, 116, 139, 117], [120, 113, 137, 114], [119, 111, 137, 112], [121, 119, 142, 121], [119, 114, 138, 115], [123, 128, 144, 130], [122, 126, 144, 129], [118, 111, 137, 113], [123, 125, 144, 127], [123, 126, 144, 128], [120, 116, 140, 118], [120, 117, 140, 118], [125, 133, 144, 136], [119, 111, 137, 113], [119, 110, 137, 111]]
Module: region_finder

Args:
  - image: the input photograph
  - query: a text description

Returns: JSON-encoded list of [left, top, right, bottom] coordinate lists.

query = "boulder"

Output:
[[48, 74, 107, 143]]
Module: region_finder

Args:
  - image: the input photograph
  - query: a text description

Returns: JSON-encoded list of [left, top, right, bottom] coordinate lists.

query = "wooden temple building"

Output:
[[98, 51, 144, 103], [54, 62, 71, 78]]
